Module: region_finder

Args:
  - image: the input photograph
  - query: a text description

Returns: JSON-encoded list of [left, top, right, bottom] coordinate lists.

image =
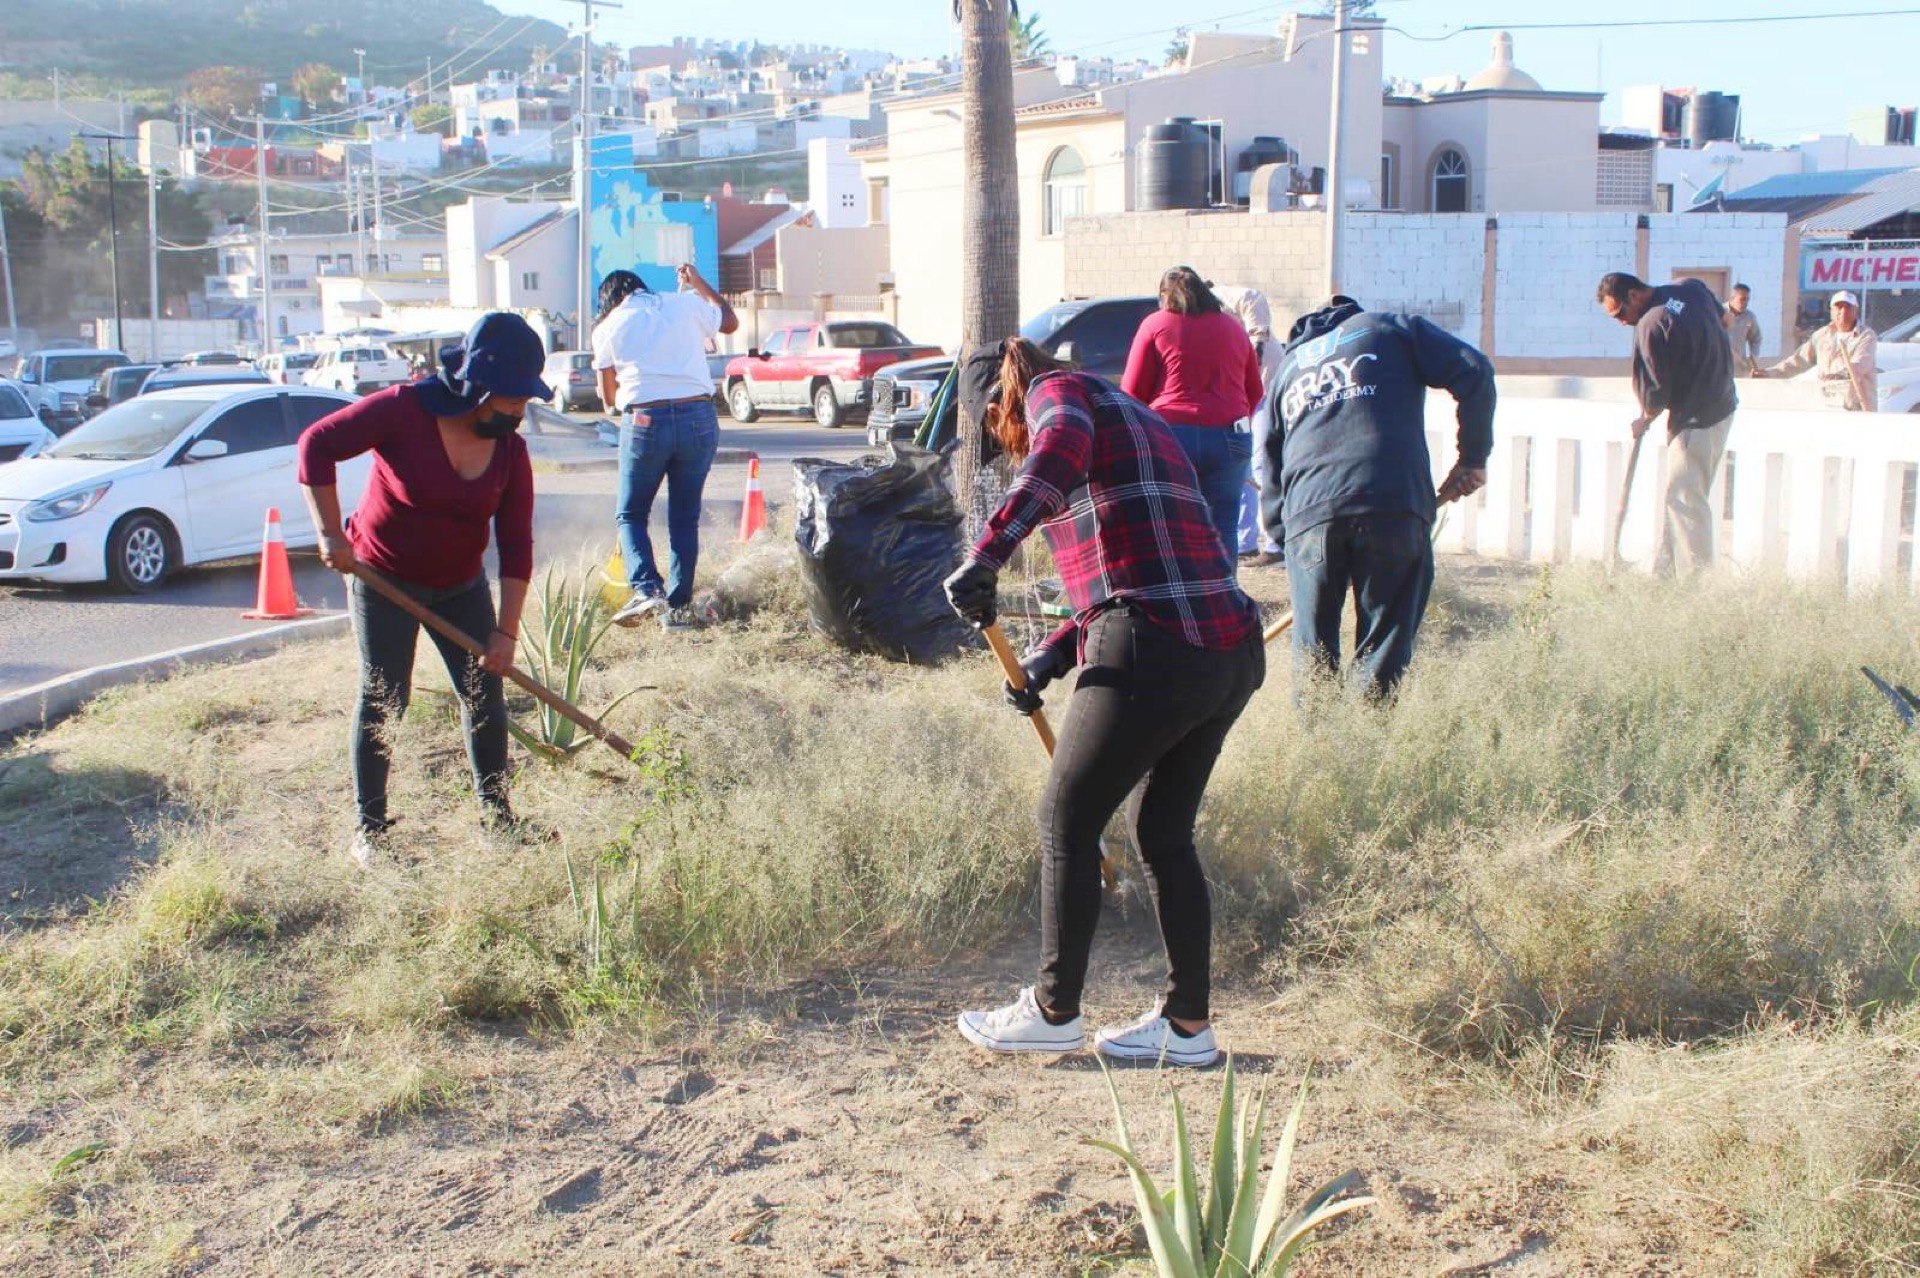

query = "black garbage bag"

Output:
[[792, 445, 981, 664]]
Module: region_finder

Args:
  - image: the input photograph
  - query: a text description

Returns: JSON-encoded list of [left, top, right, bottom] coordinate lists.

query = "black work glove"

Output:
[[1003, 644, 1074, 716], [943, 559, 998, 628]]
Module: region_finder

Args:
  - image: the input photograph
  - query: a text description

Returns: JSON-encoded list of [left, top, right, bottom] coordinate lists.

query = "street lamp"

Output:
[[80, 131, 135, 351]]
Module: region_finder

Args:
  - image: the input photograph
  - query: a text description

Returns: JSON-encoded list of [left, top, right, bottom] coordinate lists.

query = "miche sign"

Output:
[[1802, 247, 1920, 291]]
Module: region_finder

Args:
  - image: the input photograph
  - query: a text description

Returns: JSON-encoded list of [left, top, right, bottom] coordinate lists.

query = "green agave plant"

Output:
[[1088, 1058, 1374, 1278], [508, 565, 645, 761]]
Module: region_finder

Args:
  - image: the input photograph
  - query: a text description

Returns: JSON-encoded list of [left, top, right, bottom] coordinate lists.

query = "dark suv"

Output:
[[912, 296, 1159, 452], [1019, 295, 1158, 381]]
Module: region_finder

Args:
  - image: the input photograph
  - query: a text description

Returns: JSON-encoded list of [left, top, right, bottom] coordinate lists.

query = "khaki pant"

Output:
[[1656, 413, 1733, 576]]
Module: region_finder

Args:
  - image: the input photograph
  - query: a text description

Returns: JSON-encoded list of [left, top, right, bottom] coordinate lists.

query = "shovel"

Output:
[[350, 563, 639, 764], [1612, 430, 1645, 566], [982, 623, 1119, 890]]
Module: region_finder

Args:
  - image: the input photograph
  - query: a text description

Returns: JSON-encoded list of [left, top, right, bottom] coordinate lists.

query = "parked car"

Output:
[[256, 351, 320, 385], [0, 379, 55, 463], [865, 356, 954, 448], [1018, 295, 1159, 381], [14, 349, 132, 433], [140, 366, 272, 395], [174, 350, 248, 366], [541, 350, 602, 413], [0, 385, 371, 591], [84, 365, 160, 420], [724, 321, 944, 428], [304, 346, 410, 395]]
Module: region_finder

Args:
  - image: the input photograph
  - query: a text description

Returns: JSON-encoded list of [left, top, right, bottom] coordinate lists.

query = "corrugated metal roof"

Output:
[[1800, 170, 1920, 234], [1726, 167, 1907, 201]]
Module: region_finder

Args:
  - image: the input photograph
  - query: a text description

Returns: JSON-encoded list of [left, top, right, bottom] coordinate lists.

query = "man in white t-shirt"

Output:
[[591, 264, 739, 630]]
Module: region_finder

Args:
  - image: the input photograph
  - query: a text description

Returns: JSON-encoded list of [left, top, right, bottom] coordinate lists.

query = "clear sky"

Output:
[[510, 1, 1916, 144]]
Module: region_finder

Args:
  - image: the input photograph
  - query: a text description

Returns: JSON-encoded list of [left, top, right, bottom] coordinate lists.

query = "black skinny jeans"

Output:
[[1037, 606, 1264, 1023], [349, 573, 510, 834]]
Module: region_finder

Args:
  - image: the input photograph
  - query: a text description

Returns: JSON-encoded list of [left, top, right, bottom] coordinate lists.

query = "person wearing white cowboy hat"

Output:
[[1755, 290, 1879, 412]]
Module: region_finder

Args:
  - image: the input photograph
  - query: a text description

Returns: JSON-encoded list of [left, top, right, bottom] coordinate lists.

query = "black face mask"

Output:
[[473, 404, 521, 439]]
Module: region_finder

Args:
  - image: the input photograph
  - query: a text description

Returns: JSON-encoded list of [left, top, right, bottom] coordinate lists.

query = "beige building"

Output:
[[1380, 35, 1603, 214], [863, 15, 1384, 340], [867, 23, 1609, 339]]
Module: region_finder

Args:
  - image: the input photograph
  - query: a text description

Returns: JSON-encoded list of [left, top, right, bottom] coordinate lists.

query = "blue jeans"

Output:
[[617, 399, 720, 608], [1287, 513, 1434, 701], [1169, 424, 1253, 574]]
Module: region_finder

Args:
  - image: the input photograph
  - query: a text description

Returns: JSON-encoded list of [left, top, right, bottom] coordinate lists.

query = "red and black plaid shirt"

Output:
[[969, 371, 1258, 660]]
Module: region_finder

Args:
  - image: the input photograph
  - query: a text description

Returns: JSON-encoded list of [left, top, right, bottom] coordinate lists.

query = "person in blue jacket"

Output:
[[1261, 296, 1495, 700]]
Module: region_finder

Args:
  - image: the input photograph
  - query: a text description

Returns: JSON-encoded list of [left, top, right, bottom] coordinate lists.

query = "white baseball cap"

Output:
[[1830, 290, 1860, 308]]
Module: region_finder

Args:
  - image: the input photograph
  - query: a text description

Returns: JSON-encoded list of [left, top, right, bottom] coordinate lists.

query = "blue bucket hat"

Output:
[[415, 312, 555, 415]]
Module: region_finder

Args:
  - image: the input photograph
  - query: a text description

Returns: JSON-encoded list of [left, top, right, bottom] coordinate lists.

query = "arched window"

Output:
[[1042, 147, 1087, 237], [1432, 147, 1469, 213]]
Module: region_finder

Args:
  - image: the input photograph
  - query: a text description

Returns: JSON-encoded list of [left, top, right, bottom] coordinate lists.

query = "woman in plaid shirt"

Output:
[[942, 339, 1265, 1067]]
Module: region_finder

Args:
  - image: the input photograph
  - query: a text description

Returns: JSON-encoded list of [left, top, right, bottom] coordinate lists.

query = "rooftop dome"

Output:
[[1463, 32, 1543, 93]]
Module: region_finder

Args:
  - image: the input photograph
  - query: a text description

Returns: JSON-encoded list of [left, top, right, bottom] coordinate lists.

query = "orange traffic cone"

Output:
[[241, 508, 313, 619], [737, 454, 768, 542]]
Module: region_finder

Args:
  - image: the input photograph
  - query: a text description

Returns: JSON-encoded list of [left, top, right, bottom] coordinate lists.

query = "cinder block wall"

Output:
[[1061, 210, 1791, 370]]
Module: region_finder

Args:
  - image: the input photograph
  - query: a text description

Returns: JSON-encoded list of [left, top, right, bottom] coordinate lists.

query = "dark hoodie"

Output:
[[1261, 299, 1495, 543]]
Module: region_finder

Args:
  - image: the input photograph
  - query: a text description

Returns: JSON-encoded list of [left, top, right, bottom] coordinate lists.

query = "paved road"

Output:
[[0, 412, 868, 694]]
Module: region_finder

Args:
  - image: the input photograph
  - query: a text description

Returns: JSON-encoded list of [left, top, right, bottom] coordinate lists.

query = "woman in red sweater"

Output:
[[297, 313, 549, 865], [1120, 267, 1265, 570]]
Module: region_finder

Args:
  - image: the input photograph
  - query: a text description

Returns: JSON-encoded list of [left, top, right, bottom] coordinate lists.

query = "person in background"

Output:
[[297, 312, 549, 866], [1595, 271, 1739, 575], [593, 264, 740, 631], [942, 338, 1263, 1069], [1265, 296, 1494, 700], [1214, 283, 1287, 568], [1755, 290, 1878, 412], [1121, 266, 1265, 570], [1723, 283, 1763, 377]]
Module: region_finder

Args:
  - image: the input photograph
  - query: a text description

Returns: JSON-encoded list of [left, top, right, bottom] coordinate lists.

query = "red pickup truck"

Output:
[[723, 321, 943, 428]]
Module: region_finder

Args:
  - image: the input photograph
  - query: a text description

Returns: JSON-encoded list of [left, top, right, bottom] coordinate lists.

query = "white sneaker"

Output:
[[1095, 1005, 1220, 1067], [957, 986, 1085, 1055], [347, 829, 378, 870], [612, 589, 668, 627]]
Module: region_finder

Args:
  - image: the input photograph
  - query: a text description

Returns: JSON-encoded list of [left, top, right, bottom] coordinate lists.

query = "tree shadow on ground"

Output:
[[0, 750, 171, 929]]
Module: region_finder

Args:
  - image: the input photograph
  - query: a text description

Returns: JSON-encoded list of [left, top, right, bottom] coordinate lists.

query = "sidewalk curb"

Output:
[[0, 614, 351, 739]]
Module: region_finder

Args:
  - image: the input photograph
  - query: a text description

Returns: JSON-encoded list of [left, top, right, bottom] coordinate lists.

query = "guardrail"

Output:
[[1426, 377, 1918, 587]]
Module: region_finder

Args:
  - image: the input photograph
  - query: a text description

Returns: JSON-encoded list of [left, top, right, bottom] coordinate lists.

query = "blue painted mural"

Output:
[[583, 133, 719, 297]]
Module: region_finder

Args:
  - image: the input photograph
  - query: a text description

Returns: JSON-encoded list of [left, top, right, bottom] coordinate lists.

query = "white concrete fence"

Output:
[[1427, 377, 1918, 587]]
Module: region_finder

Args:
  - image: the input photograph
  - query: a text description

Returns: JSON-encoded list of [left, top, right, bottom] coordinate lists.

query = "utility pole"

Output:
[[575, 0, 622, 347], [1323, 0, 1350, 296], [147, 160, 160, 358], [83, 133, 131, 351], [0, 195, 17, 342], [370, 157, 382, 271], [255, 115, 274, 352]]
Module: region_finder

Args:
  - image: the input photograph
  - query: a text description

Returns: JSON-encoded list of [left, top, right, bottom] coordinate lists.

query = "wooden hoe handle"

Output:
[[350, 563, 639, 763], [982, 622, 1116, 888]]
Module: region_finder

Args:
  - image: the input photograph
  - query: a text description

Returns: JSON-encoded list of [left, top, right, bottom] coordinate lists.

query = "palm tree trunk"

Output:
[[956, 0, 1020, 514]]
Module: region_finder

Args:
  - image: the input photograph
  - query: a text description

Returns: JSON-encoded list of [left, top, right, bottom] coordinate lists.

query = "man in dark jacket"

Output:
[[1262, 296, 1494, 699], [1595, 272, 1737, 575]]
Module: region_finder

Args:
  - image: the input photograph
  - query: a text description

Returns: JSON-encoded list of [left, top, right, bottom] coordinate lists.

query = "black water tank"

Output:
[[1233, 135, 1290, 203], [1685, 92, 1739, 147], [1137, 117, 1210, 211]]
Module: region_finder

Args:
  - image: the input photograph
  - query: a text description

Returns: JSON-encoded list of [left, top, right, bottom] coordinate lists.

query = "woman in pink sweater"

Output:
[[1120, 267, 1264, 570]]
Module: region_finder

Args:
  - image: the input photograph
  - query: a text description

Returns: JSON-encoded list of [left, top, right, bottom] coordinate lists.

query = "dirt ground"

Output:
[[1, 923, 1734, 1277], [0, 556, 1763, 1274]]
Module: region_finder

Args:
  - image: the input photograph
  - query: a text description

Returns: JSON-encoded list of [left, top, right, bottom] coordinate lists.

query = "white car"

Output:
[[0, 385, 370, 592], [0, 379, 55, 463]]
